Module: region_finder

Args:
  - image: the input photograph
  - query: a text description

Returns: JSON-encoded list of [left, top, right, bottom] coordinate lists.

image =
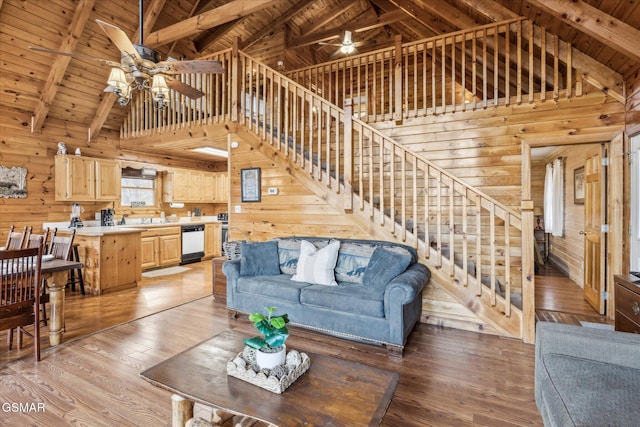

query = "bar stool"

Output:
[[67, 243, 85, 295]]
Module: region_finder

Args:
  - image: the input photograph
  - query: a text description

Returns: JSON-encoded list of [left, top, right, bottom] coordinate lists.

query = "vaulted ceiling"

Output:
[[1, 0, 639, 145]]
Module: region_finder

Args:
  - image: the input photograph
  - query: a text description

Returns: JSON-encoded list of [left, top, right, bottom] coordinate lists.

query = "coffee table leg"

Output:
[[47, 270, 66, 346], [172, 394, 194, 427]]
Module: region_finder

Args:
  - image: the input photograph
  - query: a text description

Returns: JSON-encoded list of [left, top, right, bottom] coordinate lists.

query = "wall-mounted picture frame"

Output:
[[574, 166, 585, 205], [241, 167, 261, 202]]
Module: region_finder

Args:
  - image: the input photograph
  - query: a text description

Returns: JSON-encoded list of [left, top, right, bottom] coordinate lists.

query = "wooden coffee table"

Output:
[[141, 329, 399, 426]]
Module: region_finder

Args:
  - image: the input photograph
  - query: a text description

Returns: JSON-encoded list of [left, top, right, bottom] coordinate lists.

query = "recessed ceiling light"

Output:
[[191, 147, 228, 158]]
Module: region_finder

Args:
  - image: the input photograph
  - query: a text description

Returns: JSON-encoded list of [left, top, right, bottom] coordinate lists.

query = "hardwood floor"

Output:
[[0, 260, 543, 426], [534, 262, 611, 326]]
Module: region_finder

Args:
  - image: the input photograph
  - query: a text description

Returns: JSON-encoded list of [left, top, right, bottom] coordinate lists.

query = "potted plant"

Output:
[[244, 307, 290, 370]]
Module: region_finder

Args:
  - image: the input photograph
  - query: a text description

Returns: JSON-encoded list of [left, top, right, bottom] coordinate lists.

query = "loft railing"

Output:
[[118, 42, 531, 339], [287, 18, 586, 123]]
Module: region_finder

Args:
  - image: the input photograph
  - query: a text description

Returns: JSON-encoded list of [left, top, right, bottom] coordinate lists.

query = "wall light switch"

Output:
[[268, 187, 279, 195], [234, 205, 242, 213]]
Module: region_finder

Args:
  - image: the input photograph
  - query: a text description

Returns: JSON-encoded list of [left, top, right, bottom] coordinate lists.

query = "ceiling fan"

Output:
[[319, 31, 376, 58], [29, 0, 224, 110]]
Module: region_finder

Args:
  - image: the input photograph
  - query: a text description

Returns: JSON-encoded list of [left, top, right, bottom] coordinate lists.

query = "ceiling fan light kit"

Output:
[[29, 0, 223, 111]]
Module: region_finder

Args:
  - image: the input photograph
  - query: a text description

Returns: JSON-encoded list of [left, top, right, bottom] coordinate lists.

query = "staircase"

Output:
[[118, 18, 609, 342]]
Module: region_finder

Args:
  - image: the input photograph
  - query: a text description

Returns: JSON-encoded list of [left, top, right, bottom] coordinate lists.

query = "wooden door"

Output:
[[202, 173, 214, 202], [55, 155, 95, 200], [583, 149, 606, 314], [189, 171, 203, 202]]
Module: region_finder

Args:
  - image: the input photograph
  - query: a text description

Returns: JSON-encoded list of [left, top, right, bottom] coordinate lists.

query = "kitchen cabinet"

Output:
[[205, 223, 222, 258], [69, 228, 142, 295], [163, 168, 227, 203], [55, 155, 121, 201], [213, 172, 229, 203], [141, 226, 181, 270]]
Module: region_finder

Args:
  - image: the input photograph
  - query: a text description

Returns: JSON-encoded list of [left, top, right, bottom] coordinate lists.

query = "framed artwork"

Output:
[[0, 166, 27, 199], [574, 166, 585, 205], [241, 167, 261, 202]]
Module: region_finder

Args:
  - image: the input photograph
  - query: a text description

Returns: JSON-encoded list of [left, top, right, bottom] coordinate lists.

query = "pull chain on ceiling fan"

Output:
[[30, 0, 224, 110]]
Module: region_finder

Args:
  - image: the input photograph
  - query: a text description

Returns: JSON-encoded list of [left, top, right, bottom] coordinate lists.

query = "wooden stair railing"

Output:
[[286, 18, 602, 124], [118, 46, 532, 340]]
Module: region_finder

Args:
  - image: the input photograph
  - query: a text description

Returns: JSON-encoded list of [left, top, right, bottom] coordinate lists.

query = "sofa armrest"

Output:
[[384, 263, 430, 315], [535, 322, 640, 369], [222, 259, 241, 307]]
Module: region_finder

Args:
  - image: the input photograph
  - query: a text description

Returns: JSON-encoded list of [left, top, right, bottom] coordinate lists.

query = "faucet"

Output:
[[118, 214, 128, 225]]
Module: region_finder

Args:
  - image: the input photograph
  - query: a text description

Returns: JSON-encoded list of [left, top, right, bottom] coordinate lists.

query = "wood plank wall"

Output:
[[0, 108, 226, 241], [373, 92, 626, 211], [225, 134, 371, 242]]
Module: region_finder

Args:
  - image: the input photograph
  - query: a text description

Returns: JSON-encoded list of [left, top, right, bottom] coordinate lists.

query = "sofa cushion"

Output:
[[237, 275, 311, 302], [291, 240, 340, 286], [361, 247, 413, 294], [541, 353, 640, 426], [300, 283, 385, 317], [276, 238, 330, 275], [240, 241, 280, 276], [334, 242, 377, 284]]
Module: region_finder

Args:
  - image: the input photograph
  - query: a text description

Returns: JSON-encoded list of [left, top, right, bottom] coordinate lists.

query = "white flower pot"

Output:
[[255, 345, 286, 370]]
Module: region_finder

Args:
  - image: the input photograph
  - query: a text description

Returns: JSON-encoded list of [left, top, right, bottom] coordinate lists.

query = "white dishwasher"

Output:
[[181, 224, 205, 264]]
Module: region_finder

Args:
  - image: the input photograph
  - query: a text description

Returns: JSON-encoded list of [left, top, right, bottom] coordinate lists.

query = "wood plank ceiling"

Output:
[[1, 0, 639, 158]]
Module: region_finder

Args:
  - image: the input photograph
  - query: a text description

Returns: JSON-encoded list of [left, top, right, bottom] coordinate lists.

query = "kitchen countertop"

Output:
[[54, 226, 147, 237], [43, 217, 224, 234]]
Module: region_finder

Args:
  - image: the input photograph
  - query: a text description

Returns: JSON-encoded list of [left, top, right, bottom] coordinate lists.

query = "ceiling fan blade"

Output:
[[29, 46, 122, 68], [318, 42, 344, 47], [329, 48, 345, 59], [166, 78, 205, 99], [96, 19, 141, 61], [354, 39, 377, 48], [152, 60, 224, 75]]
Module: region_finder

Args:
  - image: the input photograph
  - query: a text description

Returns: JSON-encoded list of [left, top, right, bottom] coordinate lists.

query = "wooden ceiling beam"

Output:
[[194, 18, 246, 53], [526, 0, 640, 63], [31, 0, 95, 133], [288, 9, 406, 49], [411, 0, 478, 29], [240, 0, 316, 50], [145, 0, 279, 47], [457, 0, 624, 102], [88, 0, 167, 142], [301, 2, 360, 36]]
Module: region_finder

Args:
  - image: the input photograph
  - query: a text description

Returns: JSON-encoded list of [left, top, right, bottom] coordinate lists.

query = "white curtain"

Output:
[[544, 163, 554, 232], [543, 159, 564, 237]]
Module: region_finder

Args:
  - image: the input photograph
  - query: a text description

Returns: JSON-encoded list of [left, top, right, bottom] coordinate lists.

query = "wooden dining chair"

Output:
[[1, 243, 43, 361], [26, 228, 51, 251], [4, 225, 32, 250], [40, 229, 75, 326]]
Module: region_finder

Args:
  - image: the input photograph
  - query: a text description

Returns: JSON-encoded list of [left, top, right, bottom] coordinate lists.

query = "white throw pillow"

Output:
[[291, 240, 340, 286]]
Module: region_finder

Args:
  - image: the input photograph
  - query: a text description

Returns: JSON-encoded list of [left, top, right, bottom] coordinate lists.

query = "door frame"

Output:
[[522, 133, 624, 322]]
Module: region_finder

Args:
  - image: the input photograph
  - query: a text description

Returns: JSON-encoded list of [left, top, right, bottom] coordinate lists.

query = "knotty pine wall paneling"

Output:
[[226, 137, 371, 242], [373, 92, 626, 211]]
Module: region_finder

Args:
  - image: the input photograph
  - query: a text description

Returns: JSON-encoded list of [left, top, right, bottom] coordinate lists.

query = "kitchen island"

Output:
[[55, 226, 144, 295]]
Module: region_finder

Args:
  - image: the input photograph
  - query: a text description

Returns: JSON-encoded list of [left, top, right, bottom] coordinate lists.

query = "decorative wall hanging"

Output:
[[0, 166, 27, 198], [241, 167, 261, 202], [574, 166, 585, 205]]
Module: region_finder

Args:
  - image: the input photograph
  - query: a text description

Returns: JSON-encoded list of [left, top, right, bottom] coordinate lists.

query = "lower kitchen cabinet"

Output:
[[141, 227, 181, 270]]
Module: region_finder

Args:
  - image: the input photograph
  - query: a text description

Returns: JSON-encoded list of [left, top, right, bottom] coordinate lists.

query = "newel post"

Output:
[[231, 37, 240, 123], [521, 142, 535, 343], [394, 34, 403, 123], [343, 99, 353, 213]]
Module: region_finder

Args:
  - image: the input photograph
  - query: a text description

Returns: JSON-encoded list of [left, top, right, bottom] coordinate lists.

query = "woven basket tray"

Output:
[[222, 228, 249, 260]]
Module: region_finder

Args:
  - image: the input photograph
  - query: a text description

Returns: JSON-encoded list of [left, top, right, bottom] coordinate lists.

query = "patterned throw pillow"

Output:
[[334, 242, 377, 284], [276, 238, 329, 274], [291, 240, 340, 286]]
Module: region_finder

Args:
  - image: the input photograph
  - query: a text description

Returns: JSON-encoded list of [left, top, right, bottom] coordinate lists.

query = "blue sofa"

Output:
[[223, 237, 431, 355]]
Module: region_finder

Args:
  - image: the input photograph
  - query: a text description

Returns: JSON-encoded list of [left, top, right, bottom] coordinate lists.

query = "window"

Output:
[[631, 135, 640, 270], [121, 177, 156, 207]]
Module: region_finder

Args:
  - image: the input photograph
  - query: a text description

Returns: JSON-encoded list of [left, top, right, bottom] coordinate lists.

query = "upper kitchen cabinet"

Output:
[[163, 168, 228, 203], [55, 155, 121, 201]]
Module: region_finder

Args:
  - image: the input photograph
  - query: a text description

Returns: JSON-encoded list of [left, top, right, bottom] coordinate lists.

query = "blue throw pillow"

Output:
[[240, 241, 280, 276], [361, 247, 412, 293]]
